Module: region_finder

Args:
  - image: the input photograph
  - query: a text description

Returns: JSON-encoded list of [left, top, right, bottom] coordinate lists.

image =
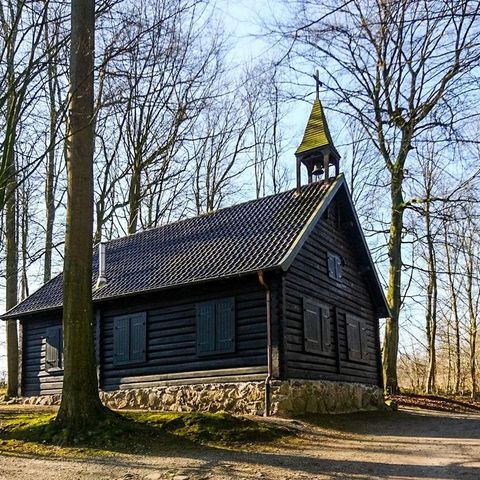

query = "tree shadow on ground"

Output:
[[1, 407, 480, 479], [1, 438, 479, 480], [0, 407, 288, 456], [301, 408, 480, 439]]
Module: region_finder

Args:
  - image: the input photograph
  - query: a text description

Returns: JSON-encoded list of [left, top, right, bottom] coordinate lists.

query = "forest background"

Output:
[[1, 0, 479, 396]]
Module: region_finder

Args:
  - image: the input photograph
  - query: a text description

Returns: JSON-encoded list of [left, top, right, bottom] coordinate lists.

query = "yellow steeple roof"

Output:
[[295, 98, 336, 156]]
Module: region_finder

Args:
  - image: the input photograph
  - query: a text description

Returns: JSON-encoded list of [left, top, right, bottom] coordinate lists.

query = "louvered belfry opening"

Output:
[[295, 75, 341, 193]]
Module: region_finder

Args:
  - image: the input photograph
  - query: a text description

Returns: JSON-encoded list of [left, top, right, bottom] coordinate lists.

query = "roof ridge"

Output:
[[98, 182, 326, 247]]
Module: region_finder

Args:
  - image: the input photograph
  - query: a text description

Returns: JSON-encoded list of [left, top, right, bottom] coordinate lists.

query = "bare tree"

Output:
[[55, 0, 106, 430], [443, 215, 464, 394], [2, 0, 23, 398], [93, 0, 223, 236], [43, 2, 67, 283], [248, 66, 289, 198], [192, 92, 255, 213], [278, 0, 480, 392], [0, 1, 52, 208], [462, 213, 480, 397]]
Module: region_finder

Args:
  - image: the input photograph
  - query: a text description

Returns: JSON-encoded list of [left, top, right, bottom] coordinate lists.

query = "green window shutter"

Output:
[[114, 316, 130, 365], [130, 313, 147, 363], [196, 301, 216, 355], [360, 322, 369, 361], [346, 316, 362, 361], [304, 299, 322, 354], [327, 252, 336, 279], [320, 305, 332, 353], [45, 326, 62, 371], [335, 256, 343, 280], [215, 297, 235, 353], [328, 252, 343, 280]]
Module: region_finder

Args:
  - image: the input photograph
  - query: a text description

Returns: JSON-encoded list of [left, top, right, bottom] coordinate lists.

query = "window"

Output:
[[196, 297, 235, 356], [327, 252, 343, 280], [113, 312, 147, 365], [328, 202, 340, 227], [346, 315, 368, 362], [45, 325, 63, 372], [303, 298, 332, 354]]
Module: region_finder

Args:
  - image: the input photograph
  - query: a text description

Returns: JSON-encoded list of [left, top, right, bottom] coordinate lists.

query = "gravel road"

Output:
[[1, 407, 479, 480]]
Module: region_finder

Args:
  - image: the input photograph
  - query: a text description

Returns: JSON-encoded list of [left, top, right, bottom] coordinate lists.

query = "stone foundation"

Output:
[[101, 382, 266, 415], [271, 380, 384, 415], [17, 379, 384, 415]]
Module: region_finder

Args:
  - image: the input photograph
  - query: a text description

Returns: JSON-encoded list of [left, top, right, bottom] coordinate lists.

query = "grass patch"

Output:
[[129, 411, 283, 444], [0, 407, 290, 457]]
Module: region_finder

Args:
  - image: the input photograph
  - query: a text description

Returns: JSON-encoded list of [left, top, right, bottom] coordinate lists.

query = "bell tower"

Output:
[[295, 71, 340, 193]]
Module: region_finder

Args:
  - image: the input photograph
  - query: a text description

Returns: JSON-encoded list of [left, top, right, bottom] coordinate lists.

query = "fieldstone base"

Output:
[[21, 394, 61, 406], [270, 380, 385, 415], [101, 382, 266, 415], [16, 379, 384, 415]]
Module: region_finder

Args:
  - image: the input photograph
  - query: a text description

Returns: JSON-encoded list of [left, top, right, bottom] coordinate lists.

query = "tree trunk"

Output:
[[446, 316, 452, 394], [5, 161, 18, 397], [43, 6, 59, 284], [55, 0, 105, 429], [20, 181, 29, 301], [454, 300, 461, 394], [44, 127, 56, 283], [127, 159, 141, 234], [444, 222, 461, 395], [466, 252, 477, 398], [425, 203, 437, 394], [44, 88, 57, 283], [5, 43, 18, 398], [470, 319, 477, 398], [382, 168, 404, 393]]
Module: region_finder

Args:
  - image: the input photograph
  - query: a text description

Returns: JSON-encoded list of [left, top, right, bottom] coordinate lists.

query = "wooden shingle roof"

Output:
[[3, 175, 388, 319], [295, 98, 339, 158], [3, 180, 333, 318]]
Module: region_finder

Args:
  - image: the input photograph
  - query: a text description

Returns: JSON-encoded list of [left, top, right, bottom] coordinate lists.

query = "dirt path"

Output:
[[1, 407, 479, 480]]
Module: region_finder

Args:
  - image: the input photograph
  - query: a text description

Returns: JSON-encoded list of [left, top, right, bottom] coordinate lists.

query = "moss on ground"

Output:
[[0, 407, 290, 457]]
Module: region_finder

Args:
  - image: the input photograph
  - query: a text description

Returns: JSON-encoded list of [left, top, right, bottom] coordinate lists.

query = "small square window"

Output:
[[346, 315, 369, 362], [197, 297, 235, 356], [113, 313, 147, 365], [45, 325, 63, 372], [327, 252, 343, 280]]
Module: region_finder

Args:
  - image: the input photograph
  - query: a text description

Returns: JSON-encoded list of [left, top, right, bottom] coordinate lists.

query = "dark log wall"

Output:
[[20, 194, 383, 397], [21, 276, 269, 396], [100, 276, 268, 390], [21, 312, 64, 396], [283, 198, 382, 386]]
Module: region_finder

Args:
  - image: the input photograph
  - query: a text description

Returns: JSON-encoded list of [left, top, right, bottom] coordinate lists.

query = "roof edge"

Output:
[[1, 266, 283, 320], [341, 182, 390, 318], [279, 174, 345, 272], [279, 173, 390, 318], [0, 271, 63, 320]]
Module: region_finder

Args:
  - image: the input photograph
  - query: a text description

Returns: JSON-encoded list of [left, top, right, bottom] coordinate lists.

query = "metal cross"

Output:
[[313, 69, 322, 99]]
